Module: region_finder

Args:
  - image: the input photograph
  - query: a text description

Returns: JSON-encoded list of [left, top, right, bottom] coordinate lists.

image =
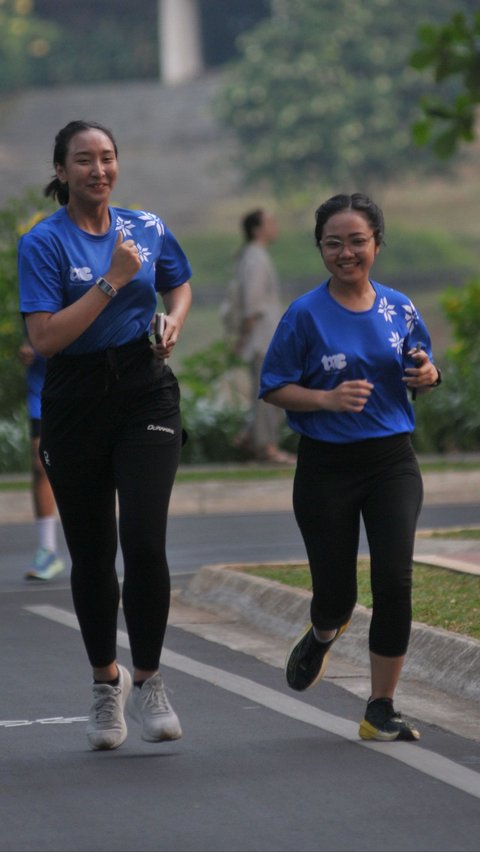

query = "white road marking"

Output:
[[24, 604, 480, 800], [0, 717, 88, 728]]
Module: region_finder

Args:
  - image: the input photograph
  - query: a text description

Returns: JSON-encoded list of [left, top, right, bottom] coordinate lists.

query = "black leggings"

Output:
[[293, 434, 423, 657], [40, 338, 182, 670]]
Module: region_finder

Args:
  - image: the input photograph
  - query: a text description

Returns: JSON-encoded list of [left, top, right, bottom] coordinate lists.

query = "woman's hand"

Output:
[[149, 314, 178, 360], [105, 232, 142, 289], [149, 282, 193, 360], [403, 348, 439, 393], [264, 379, 373, 412], [18, 340, 36, 367], [326, 379, 374, 412]]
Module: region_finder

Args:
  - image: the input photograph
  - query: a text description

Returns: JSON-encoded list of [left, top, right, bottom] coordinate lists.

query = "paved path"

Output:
[[1, 466, 479, 760], [3, 466, 480, 575]]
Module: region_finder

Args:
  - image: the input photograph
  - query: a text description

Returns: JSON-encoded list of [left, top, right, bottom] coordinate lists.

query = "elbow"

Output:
[[28, 335, 57, 358], [35, 343, 57, 358], [25, 314, 60, 358], [26, 330, 56, 358], [264, 389, 282, 407]]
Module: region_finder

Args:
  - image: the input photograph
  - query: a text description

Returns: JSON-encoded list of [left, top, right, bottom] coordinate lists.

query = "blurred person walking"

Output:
[[223, 209, 294, 464], [18, 339, 65, 581]]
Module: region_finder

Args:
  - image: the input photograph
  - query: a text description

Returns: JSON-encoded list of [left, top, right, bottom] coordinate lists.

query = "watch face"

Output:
[[97, 277, 117, 297]]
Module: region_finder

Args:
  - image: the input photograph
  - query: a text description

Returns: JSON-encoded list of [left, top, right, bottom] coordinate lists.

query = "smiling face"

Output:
[[55, 128, 118, 209], [320, 209, 380, 290]]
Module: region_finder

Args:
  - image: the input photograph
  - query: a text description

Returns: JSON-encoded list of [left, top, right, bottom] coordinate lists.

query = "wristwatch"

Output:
[[430, 367, 442, 387], [95, 277, 118, 299]]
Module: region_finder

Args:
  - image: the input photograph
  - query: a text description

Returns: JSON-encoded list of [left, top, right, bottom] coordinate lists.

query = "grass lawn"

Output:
[[428, 528, 480, 539], [242, 559, 480, 640], [2, 460, 480, 489]]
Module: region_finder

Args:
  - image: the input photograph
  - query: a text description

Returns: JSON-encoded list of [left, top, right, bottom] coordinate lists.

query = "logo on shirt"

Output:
[[70, 267, 93, 282], [321, 353, 347, 372]]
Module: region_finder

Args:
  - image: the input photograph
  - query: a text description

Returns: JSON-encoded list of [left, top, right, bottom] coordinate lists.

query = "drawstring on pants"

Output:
[[105, 348, 120, 390]]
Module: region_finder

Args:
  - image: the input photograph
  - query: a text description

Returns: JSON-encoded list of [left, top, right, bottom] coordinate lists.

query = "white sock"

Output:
[[312, 626, 337, 643], [37, 516, 57, 553]]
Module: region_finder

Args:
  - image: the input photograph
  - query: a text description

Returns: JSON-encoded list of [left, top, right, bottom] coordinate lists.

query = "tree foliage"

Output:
[[0, 190, 54, 417], [0, 0, 158, 93], [411, 11, 480, 157], [215, 0, 477, 194], [0, 0, 269, 93], [413, 279, 480, 453], [407, 10, 480, 450], [0, 0, 61, 91]]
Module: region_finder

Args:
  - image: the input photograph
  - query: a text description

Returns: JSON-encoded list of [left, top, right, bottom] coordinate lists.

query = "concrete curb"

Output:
[[181, 563, 480, 703]]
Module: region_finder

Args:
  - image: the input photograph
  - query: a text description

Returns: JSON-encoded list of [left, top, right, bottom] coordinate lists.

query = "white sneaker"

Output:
[[86, 664, 132, 750], [127, 672, 182, 742]]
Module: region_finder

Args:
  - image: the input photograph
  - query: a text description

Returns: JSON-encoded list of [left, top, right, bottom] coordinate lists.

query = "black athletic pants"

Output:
[[40, 336, 183, 670], [292, 433, 423, 657]]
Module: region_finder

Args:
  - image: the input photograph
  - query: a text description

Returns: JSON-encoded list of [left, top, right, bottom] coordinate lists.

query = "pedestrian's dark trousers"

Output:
[[39, 335, 183, 670], [292, 433, 423, 657]]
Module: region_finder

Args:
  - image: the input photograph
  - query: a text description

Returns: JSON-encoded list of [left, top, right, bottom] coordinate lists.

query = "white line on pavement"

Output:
[[25, 603, 480, 801], [0, 717, 88, 728]]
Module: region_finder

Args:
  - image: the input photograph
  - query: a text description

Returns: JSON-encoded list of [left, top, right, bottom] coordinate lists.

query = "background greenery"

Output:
[[215, 0, 478, 193], [244, 559, 480, 639], [2, 181, 480, 470], [411, 10, 480, 158], [2, 2, 480, 468], [0, 0, 269, 91]]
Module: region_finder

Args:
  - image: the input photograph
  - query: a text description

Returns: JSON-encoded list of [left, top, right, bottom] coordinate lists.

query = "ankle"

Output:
[[93, 663, 119, 684], [312, 627, 337, 643]]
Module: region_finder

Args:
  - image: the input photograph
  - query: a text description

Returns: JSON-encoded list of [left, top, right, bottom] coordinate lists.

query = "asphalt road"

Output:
[[3, 501, 480, 588], [1, 506, 480, 851]]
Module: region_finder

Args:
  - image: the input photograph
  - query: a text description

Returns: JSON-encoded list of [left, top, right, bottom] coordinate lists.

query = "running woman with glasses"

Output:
[[259, 193, 441, 742], [18, 120, 192, 751]]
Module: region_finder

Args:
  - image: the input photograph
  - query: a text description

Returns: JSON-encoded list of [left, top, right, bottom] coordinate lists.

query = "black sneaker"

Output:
[[285, 621, 350, 691], [359, 697, 420, 742]]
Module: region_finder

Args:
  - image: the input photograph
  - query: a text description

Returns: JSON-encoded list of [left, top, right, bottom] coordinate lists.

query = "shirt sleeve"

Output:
[[402, 299, 434, 366], [18, 231, 65, 314], [155, 226, 192, 293], [259, 308, 308, 398]]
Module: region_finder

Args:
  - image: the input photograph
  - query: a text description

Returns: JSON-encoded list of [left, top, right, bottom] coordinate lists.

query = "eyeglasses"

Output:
[[319, 234, 376, 255]]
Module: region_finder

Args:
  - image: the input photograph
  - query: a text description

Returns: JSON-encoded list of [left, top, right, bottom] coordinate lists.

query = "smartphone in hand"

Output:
[[155, 312, 165, 344], [411, 343, 422, 401]]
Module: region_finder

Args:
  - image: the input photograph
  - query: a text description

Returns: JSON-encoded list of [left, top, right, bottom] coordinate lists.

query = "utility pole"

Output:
[[159, 0, 203, 85], [270, 0, 289, 21]]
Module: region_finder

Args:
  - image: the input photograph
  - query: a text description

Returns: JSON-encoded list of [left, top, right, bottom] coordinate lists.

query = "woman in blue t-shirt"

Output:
[[18, 120, 192, 751], [260, 193, 441, 743]]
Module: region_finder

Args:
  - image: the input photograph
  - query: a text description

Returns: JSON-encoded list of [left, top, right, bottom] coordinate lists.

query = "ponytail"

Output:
[[44, 177, 69, 206]]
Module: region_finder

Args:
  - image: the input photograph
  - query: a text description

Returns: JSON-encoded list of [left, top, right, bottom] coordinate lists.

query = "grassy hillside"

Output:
[[169, 143, 480, 366], [172, 220, 478, 367], [3, 77, 477, 369]]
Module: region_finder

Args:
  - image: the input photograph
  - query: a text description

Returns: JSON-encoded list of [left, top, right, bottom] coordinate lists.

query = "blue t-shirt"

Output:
[[26, 353, 46, 420], [18, 206, 192, 354], [259, 279, 434, 444]]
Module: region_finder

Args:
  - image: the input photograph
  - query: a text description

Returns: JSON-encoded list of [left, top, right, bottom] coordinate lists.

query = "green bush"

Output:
[[177, 339, 248, 463], [0, 407, 30, 473], [413, 277, 480, 452], [177, 338, 297, 463], [0, 190, 55, 419], [180, 401, 247, 464]]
